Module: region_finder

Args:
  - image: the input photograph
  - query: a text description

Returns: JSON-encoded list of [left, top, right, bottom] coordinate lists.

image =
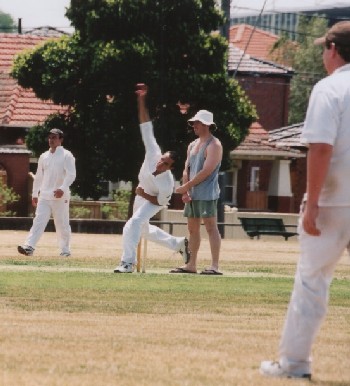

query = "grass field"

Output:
[[1, 230, 349, 386]]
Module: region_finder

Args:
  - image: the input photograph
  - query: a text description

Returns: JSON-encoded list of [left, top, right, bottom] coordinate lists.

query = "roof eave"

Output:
[[230, 150, 305, 159], [228, 69, 294, 77]]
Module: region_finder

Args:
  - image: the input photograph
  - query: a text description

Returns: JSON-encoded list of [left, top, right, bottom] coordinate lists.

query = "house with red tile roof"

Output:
[[0, 33, 67, 144], [0, 32, 67, 215], [230, 24, 279, 61], [226, 26, 305, 213], [228, 123, 305, 213], [229, 24, 295, 66], [228, 42, 294, 131]]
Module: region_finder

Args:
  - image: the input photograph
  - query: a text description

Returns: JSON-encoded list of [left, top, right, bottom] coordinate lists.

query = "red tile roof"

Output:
[[0, 33, 67, 128], [231, 122, 303, 159], [230, 24, 279, 61], [228, 44, 293, 74], [229, 24, 295, 67]]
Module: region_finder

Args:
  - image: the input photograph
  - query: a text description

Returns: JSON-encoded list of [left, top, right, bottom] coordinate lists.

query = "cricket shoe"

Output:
[[179, 237, 191, 264], [114, 261, 134, 273], [17, 245, 34, 256], [260, 361, 311, 380], [60, 252, 71, 257]]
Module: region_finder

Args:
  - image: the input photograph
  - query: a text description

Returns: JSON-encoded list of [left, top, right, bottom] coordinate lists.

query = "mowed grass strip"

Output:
[[1, 271, 349, 314], [0, 256, 302, 276]]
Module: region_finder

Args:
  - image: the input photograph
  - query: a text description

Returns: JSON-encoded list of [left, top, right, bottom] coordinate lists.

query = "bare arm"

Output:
[[176, 140, 222, 194], [182, 144, 191, 184], [136, 84, 150, 123], [303, 143, 333, 236], [179, 144, 192, 202]]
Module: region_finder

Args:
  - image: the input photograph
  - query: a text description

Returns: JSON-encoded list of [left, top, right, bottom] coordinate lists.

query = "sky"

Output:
[[1, 0, 350, 33], [232, 0, 350, 17], [0, 0, 72, 33]]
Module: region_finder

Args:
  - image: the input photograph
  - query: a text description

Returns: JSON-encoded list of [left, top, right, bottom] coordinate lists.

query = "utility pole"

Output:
[[18, 18, 22, 34], [220, 0, 230, 40]]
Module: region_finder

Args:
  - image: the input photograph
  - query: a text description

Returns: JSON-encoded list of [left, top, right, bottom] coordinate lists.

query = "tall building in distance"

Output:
[[231, 2, 350, 40]]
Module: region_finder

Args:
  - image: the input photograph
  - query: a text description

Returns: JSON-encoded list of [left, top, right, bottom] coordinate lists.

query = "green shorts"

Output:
[[184, 200, 218, 218]]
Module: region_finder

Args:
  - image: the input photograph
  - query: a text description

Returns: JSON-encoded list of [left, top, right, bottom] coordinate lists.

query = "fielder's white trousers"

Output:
[[25, 198, 71, 254], [121, 196, 184, 264], [279, 206, 350, 375]]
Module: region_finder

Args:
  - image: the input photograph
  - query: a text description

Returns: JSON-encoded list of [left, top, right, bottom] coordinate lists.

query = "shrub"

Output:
[[113, 189, 131, 220], [101, 204, 116, 220], [70, 206, 91, 219], [0, 180, 20, 216]]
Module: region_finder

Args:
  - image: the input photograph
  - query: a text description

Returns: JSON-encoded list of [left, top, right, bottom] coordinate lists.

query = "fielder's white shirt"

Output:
[[301, 63, 350, 206], [138, 121, 174, 206], [33, 146, 76, 200]]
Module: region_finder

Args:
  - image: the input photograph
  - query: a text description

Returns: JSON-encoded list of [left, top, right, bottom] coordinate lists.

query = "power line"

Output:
[[231, 7, 350, 40], [231, 5, 350, 20], [233, 0, 269, 78]]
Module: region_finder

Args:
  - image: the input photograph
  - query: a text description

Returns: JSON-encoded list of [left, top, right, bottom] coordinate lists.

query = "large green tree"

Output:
[[288, 16, 328, 124], [0, 10, 16, 33], [11, 0, 257, 199]]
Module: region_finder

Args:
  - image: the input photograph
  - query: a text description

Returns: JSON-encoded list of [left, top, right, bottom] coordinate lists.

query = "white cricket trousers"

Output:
[[25, 198, 71, 254], [279, 206, 350, 375], [121, 196, 184, 264]]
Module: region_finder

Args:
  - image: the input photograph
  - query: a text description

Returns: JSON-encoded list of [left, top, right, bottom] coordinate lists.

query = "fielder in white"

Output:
[[114, 84, 190, 273], [261, 21, 350, 380], [18, 128, 76, 257]]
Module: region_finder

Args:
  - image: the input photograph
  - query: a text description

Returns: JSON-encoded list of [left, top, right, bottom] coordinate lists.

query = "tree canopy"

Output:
[[288, 16, 328, 124], [11, 0, 257, 199], [0, 10, 16, 33]]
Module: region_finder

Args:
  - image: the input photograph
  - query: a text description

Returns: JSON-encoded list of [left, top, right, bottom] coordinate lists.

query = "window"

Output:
[[249, 167, 260, 192], [223, 170, 237, 205]]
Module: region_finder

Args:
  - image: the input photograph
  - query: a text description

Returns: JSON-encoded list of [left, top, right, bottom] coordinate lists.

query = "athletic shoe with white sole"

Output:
[[60, 252, 71, 257], [260, 361, 311, 380], [179, 237, 191, 264], [113, 262, 134, 273], [17, 245, 34, 256]]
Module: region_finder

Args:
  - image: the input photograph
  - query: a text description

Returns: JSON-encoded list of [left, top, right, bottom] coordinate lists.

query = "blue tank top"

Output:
[[188, 136, 221, 200]]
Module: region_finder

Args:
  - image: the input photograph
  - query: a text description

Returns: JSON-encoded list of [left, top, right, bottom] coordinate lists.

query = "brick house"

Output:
[[226, 41, 302, 213], [228, 41, 294, 130], [228, 123, 305, 214], [226, 25, 308, 213], [268, 123, 306, 213], [0, 33, 67, 215]]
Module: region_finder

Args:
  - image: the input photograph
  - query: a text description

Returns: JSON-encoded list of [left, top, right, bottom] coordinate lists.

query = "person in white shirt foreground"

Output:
[[114, 84, 190, 273], [260, 20, 350, 380], [18, 128, 76, 257]]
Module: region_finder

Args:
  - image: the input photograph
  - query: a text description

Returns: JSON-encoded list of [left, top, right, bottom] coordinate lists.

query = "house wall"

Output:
[[236, 160, 272, 210], [290, 156, 307, 213], [0, 153, 30, 216], [237, 75, 290, 130], [235, 158, 305, 214]]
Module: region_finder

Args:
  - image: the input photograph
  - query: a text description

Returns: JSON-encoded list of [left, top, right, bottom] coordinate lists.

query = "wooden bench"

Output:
[[238, 217, 298, 240]]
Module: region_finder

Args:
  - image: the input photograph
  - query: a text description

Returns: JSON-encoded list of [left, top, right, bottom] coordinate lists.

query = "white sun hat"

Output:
[[188, 110, 216, 128]]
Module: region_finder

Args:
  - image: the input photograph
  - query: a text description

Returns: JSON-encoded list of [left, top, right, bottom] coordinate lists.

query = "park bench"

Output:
[[239, 217, 298, 240]]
